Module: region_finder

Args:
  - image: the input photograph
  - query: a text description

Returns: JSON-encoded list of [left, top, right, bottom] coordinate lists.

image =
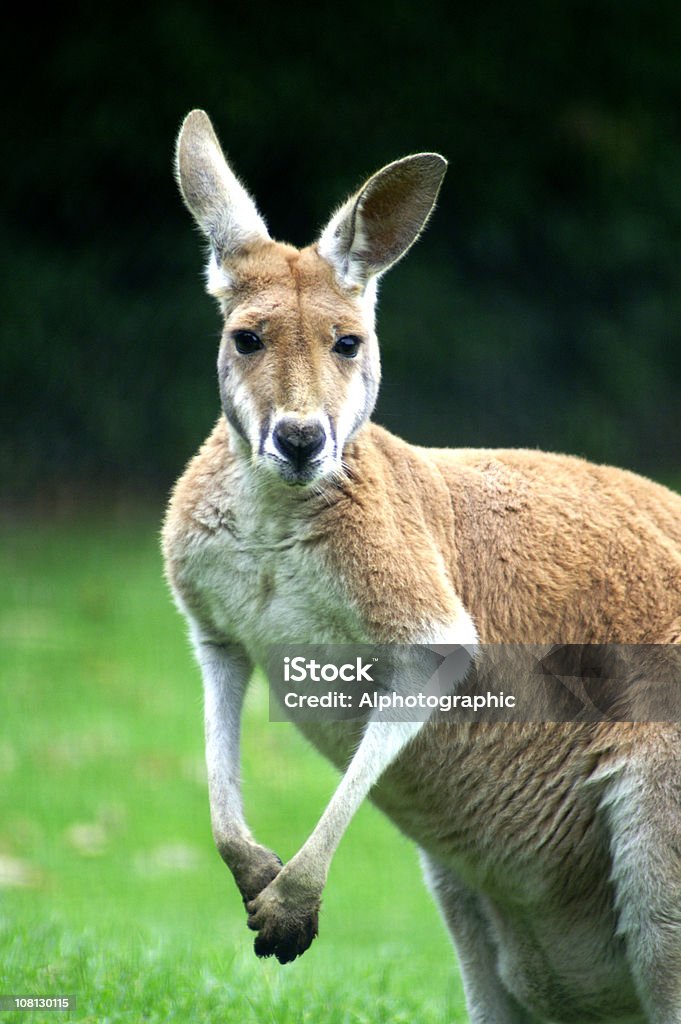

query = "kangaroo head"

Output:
[[176, 110, 446, 486]]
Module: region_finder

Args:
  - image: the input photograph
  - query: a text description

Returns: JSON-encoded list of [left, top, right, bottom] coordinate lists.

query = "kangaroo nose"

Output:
[[273, 419, 326, 466]]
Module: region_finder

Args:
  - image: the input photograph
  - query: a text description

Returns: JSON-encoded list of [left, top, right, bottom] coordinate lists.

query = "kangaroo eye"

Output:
[[332, 335, 362, 358], [233, 330, 264, 355]]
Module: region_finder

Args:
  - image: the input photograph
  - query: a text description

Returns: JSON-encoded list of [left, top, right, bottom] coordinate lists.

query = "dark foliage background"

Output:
[[3, 2, 681, 502]]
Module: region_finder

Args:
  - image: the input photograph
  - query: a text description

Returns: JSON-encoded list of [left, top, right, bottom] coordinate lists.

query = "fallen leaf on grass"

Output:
[[65, 822, 108, 856], [133, 843, 202, 877], [0, 854, 41, 888]]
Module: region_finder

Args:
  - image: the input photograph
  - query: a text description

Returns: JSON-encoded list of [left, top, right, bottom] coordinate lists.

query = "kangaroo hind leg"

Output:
[[604, 743, 681, 1024], [420, 852, 542, 1024]]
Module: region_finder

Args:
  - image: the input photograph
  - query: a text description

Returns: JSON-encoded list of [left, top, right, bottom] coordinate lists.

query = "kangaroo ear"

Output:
[[175, 110, 269, 288], [318, 153, 447, 289]]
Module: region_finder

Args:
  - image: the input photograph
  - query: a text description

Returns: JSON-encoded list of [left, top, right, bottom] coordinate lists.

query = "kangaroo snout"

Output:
[[272, 418, 326, 469]]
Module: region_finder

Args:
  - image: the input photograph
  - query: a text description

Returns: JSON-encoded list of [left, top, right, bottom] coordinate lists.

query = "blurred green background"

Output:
[[2, 1, 681, 504], [2, 3, 681, 1021]]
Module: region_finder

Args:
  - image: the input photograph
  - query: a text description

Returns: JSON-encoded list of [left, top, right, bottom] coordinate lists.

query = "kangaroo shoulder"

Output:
[[162, 418, 238, 568]]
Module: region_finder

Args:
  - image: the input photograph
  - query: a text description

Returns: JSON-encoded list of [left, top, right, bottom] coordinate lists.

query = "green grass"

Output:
[[0, 516, 465, 1023]]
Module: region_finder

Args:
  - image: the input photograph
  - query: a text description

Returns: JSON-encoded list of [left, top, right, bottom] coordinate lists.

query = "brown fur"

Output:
[[167, 415, 681, 646], [216, 244, 367, 421]]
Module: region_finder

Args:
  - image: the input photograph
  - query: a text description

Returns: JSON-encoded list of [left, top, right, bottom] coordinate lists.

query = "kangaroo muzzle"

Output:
[[270, 417, 327, 479], [273, 419, 326, 466]]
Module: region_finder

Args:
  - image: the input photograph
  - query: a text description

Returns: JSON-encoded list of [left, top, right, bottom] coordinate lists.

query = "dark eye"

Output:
[[233, 330, 264, 355], [332, 335, 362, 359]]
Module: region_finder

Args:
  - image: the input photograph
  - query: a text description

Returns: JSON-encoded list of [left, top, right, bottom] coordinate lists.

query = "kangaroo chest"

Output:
[[176, 498, 368, 663]]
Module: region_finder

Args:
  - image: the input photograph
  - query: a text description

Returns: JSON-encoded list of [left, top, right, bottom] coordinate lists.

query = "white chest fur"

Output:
[[168, 467, 368, 664]]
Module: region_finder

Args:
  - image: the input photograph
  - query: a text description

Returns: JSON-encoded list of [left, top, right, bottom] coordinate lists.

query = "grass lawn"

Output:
[[0, 514, 465, 1023]]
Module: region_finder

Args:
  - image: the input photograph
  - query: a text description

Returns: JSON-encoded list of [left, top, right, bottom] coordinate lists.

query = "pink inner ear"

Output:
[[350, 157, 446, 276]]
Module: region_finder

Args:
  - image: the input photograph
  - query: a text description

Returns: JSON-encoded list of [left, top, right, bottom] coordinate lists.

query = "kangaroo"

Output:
[[162, 110, 681, 1024]]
